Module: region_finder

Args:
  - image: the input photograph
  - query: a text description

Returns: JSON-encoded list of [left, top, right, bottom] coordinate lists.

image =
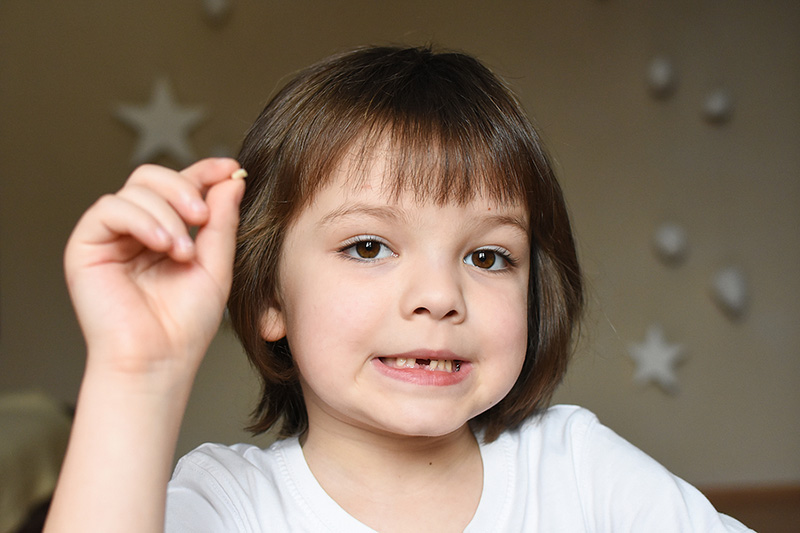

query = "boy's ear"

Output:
[[259, 306, 286, 342]]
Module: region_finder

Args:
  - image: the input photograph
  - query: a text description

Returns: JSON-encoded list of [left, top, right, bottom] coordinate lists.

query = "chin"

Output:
[[367, 411, 475, 439]]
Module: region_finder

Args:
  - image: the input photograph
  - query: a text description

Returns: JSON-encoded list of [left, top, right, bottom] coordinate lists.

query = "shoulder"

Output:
[[171, 439, 292, 491], [506, 404, 601, 451], [497, 406, 754, 532], [174, 440, 286, 476], [166, 439, 299, 532], [529, 403, 598, 428]]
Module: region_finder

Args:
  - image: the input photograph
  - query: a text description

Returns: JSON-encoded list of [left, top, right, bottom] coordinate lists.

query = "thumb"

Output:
[[194, 176, 246, 290]]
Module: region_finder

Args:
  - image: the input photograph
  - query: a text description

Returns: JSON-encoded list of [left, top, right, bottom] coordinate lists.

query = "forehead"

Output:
[[306, 146, 529, 228], [310, 136, 530, 210]]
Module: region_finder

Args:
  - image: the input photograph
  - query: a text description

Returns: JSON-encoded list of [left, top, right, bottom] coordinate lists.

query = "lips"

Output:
[[373, 350, 470, 386]]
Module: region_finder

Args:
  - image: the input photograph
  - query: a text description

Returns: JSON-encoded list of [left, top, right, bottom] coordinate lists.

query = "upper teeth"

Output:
[[384, 358, 460, 372]]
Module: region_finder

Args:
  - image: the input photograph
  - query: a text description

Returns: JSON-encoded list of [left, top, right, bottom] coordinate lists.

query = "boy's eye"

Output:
[[464, 249, 511, 271], [340, 238, 395, 261], [354, 240, 381, 259]]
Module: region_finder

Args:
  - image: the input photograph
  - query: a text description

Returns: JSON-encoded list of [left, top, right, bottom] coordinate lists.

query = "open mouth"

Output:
[[379, 357, 462, 373]]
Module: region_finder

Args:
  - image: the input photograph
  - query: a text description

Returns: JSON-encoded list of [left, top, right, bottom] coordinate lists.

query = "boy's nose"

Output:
[[400, 260, 466, 323]]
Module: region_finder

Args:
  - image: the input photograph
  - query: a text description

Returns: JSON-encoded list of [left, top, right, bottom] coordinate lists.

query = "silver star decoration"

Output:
[[115, 78, 205, 166], [628, 324, 684, 394]]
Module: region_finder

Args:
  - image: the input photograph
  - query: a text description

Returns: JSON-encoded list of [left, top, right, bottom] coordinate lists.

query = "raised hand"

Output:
[[46, 159, 246, 533], [64, 158, 246, 378]]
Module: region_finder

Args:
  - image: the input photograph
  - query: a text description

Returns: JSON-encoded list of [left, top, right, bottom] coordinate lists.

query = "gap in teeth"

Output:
[[382, 357, 460, 372]]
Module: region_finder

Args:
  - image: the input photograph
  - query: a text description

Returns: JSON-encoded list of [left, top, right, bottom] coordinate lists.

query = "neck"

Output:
[[301, 416, 479, 484], [300, 417, 484, 532]]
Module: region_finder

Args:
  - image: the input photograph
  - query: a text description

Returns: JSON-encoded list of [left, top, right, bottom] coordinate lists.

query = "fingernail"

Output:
[[231, 168, 248, 180], [189, 198, 208, 216], [154, 227, 171, 246], [176, 235, 195, 253]]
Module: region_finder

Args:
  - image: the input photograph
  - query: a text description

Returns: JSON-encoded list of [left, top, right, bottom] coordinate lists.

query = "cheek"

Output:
[[282, 269, 389, 359], [484, 287, 529, 383], [490, 280, 529, 339]]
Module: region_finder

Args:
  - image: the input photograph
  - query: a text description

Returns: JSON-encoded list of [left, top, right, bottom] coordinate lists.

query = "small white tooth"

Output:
[[396, 358, 406, 367], [445, 360, 452, 372], [405, 358, 416, 368]]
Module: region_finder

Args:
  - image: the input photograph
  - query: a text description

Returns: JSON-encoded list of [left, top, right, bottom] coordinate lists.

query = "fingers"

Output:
[[68, 159, 245, 265], [119, 185, 194, 256], [194, 177, 246, 284], [121, 159, 244, 260], [124, 158, 239, 228], [72, 194, 175, 257], [180, 158, 243, 189]]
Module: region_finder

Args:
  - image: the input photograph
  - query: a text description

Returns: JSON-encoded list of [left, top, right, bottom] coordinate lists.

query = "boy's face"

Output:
[[261, 151, 530, 439]]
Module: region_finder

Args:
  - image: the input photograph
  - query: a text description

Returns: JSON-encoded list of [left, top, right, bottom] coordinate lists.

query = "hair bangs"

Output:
[[338, 117, 530, 208], [282, 46, 535, 212]]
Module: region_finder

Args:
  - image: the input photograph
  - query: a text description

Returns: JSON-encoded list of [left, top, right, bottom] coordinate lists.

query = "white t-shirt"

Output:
[[165, 405, 753, 532]]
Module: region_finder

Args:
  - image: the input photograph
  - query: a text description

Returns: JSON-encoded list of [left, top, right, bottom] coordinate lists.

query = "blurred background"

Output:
[[1, 0, 798, 530]]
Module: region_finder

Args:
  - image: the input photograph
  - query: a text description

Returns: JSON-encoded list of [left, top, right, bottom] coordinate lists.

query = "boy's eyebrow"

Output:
[[318, 204, 406, 227], [318, 203, 529, 236], [479, 213, 529, 237]]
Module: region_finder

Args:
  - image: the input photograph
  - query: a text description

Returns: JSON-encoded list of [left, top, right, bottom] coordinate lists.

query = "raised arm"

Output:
[[44, 159, 246, 533]]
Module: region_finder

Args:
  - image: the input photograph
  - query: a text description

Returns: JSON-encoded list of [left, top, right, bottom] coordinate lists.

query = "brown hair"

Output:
[[229, 45, 583, 442]]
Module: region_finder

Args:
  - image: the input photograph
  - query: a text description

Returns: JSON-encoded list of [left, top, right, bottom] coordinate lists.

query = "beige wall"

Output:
[[1, 1, 797, 486]]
